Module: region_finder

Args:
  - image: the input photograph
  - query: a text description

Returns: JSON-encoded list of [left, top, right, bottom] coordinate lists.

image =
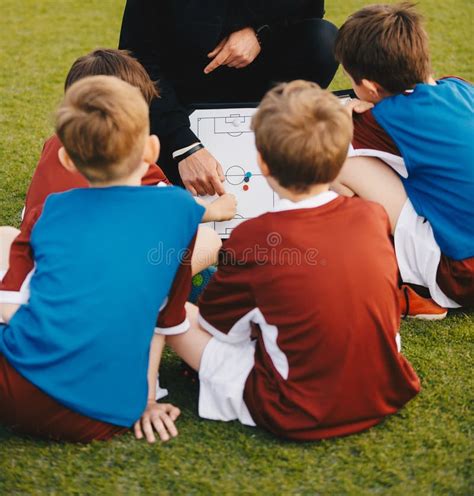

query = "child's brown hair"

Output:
[[252, 80, 353, 192], [65, 48, 158, 104], [334, 3, 431, 94], [56, 75, 149, 183]]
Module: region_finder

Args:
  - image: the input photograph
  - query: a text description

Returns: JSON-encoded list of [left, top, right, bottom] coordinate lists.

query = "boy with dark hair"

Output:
[[332, 3, 474, 316], [157, 81, 420, 441], [26, 48, 167, 216], [0, 76, 236, 443]]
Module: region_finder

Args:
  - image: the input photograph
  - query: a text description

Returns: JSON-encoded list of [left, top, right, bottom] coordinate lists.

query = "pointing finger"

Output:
[[210, 173, 226, 196], [204, 49, 230, 74], [208, 38, 227, 58]]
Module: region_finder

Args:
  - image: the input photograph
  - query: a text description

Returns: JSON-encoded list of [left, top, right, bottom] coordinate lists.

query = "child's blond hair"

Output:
[[252, 80, 353, 192], [56, 75, 149, 183]]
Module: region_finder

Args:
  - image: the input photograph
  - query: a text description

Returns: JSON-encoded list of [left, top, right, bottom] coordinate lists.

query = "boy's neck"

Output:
[[88, 165, 145, 188], [378, 76, 437, 100], [268, 178, 331, 202], [89, 176, 141, 188]]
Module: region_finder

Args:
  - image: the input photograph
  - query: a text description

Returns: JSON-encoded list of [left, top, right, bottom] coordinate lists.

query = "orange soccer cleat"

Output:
[[399, 284, 448, 320]]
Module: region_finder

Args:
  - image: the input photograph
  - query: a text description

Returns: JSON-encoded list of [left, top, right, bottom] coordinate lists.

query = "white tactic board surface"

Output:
[[190, 97, 352, 238], [190, 107, 274, 237]]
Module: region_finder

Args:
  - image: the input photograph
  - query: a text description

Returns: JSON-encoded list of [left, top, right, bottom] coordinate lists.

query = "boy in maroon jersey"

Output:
[[156, 81, 420, 441]]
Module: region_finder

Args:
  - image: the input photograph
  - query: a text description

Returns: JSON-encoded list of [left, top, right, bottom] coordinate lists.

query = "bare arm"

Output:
[[147, 334, 165, 401], [133, 333, 181, 443], [197, 193, 237, 223]]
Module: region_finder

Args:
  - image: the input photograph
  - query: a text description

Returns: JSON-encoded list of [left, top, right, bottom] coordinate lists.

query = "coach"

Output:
[[119, 1, 339, 195]]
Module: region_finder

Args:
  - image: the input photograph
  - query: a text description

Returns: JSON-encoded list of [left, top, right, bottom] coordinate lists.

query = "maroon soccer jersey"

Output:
[[199, 193, 420, 441], [24, 134, 170, 217]]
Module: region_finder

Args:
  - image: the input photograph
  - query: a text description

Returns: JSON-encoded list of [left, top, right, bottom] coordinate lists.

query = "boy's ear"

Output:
[[361, 79, 387, 100], [144, 135, 160, 165], [257, 152, 270, 177], [58, 147, 78, 173]]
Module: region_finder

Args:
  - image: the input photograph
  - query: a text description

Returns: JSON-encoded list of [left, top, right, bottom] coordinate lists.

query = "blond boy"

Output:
[[157, 81, 420, 441], [0, 76, 234, 443]]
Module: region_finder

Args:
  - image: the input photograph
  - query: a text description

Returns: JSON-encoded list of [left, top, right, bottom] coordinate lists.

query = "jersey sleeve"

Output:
[[142, 163, 171, 186], [0, 206, 42, 304], [198, 224, 258, 344], [155, 236, 196, 335], [349, 109, 408, 178]]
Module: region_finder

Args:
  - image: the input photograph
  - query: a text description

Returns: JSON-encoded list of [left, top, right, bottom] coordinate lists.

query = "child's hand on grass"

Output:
[[202, 193, 238, 222], [134, 401, 180, 443]]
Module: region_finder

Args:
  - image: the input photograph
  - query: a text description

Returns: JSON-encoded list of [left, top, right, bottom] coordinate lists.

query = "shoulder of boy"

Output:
[[162, 186, 205, 218], [353, 197, 390, 225], [223, 214, 269, 251]]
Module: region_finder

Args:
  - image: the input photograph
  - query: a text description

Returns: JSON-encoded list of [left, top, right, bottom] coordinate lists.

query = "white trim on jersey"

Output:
[[155, 318, 191, 336], [0, 268, 34, 305], [199, 310, 252, 344], [199, 308, 290, 380], [159, 297, 169, 311], [348, 145, 409, 178], [273, 191, 338, 213]]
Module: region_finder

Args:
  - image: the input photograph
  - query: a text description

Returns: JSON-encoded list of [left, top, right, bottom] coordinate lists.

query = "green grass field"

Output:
[[0, 1, 473, 494]]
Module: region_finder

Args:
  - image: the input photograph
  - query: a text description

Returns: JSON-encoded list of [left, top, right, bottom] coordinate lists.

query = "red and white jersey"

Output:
[[0, 134, 170, 301], [350, 106, 405, 170], [199, 192, 420, 441], [350, 107, 474, 307]]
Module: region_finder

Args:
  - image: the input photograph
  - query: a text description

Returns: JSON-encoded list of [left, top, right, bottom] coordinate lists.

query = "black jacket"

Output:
[[119, 0, 325, 151]]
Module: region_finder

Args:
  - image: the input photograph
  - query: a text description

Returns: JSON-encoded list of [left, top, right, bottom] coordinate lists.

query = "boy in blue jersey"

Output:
[[332, 3, 474, 318], [0, 75, 235, 443]]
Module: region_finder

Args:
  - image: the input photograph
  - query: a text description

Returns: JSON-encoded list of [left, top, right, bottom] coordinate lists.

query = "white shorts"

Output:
[[198, 337, 256, 426], [394, 200, 460, 308]]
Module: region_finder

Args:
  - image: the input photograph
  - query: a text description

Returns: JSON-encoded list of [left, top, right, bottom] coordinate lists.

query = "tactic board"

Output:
[[190, 106, 270, 237], [190, 95, 352, 238]]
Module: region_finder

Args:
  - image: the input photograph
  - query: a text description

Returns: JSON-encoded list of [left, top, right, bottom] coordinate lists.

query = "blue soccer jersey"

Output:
[[0, 186, 204, 427], [371, 78, 474, 261]]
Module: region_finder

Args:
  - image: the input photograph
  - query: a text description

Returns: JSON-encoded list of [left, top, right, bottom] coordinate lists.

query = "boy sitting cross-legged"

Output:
[[157, 81, 421, 441], [332, 3, 474, 317], [0, 76, 232, 443]]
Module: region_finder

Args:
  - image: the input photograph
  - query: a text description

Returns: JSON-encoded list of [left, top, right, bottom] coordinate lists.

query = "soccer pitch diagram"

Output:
[[190, 107, 277, 237]]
